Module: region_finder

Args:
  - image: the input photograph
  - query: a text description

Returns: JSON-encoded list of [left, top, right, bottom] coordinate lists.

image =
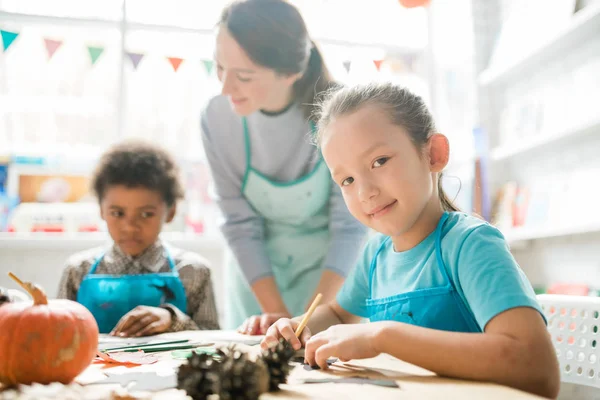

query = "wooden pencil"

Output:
[[295, 293, 322, 338]]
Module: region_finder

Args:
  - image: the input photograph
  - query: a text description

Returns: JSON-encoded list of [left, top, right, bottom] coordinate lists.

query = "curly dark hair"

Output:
[[92, 140, 184, 207]]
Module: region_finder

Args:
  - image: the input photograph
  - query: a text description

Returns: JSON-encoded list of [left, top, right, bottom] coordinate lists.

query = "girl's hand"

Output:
[[260, 318, 311, 351], [238, 312, 291, 335], [111, 306, 172, 337], [304, 323, 382, 369]]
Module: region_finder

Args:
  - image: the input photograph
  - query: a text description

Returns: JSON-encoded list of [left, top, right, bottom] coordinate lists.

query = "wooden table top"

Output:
[[0, 330, 545, 400]]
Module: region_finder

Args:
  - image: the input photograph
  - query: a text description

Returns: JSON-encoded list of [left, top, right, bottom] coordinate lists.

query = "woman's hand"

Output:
[[110, 306, 172, 337], [304, 323, 382, 369], [238, 312, 291, 335]]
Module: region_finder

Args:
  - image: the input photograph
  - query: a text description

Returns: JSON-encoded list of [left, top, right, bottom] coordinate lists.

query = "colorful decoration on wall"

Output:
[[43, 38, 62, 60], [167, 57, 184, 72], [202, 59, 214, 75], [1, 30, 19, 53], [126, 52, 144, 69], [2, 34, 391, 78], [398, 0, 430, 8], [342, 60, 351, 73], [86, 46, 104, 66]]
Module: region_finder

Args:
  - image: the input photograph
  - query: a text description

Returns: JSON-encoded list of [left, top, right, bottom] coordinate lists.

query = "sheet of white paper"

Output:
[[199, 330, 263, 345], [97, 334, 159, 348]]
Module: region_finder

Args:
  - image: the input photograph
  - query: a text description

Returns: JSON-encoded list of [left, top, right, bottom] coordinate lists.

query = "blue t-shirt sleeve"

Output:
[[456, 224, 543, 331], [336, 235, 384, 318]]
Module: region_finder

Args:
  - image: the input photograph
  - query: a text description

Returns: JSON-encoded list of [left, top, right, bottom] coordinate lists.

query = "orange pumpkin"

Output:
[[0, 273, 99, 385]]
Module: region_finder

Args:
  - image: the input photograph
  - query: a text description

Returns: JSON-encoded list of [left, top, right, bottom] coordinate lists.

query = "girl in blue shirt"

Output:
[[260, 82, 559, 398]]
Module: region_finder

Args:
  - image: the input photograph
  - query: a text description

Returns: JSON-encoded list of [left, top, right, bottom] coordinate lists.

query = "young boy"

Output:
[[57, 140, 219, 336]]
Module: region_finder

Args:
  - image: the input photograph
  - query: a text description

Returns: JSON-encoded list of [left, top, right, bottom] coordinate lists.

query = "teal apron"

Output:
[[224, 117, 332, 329], [366, 212, 481, 332], [77, 247, 187, 333]]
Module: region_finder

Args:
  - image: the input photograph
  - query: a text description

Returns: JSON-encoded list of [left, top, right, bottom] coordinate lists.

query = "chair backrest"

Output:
[[538, 294, 600, 388]]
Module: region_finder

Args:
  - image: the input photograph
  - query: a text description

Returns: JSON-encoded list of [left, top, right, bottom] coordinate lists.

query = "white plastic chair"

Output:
[[538, 294, 600, 398]]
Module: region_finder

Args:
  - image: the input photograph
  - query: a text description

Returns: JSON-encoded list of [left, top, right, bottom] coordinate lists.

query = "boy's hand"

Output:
[[238, 312, 291, 336], [304, 323, 382, 370], [261, 318, 310, 351], [111, 305, 172, 337]]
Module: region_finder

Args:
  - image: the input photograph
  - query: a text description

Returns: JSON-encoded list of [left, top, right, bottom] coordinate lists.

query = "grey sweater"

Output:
[[200, 95, 367, 284]]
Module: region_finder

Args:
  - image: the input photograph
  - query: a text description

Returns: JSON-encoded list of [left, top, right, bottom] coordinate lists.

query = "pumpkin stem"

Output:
[[8, 272, 48, 306]]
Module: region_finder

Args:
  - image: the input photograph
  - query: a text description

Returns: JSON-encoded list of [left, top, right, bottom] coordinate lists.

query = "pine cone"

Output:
[[176, 351, 221, 400], [219, 347, 268, 400], [260, 338, 295, 391]]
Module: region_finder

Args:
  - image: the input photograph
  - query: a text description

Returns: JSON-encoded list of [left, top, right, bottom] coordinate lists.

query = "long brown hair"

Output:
[[219, 0, 335, 119], [316, 82, 459, 212]]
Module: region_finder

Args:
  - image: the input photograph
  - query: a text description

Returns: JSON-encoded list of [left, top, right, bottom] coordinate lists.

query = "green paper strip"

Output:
[[101, 339, 189, 353]]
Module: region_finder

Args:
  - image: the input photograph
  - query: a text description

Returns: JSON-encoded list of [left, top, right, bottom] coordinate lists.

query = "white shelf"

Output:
[[491, 116, 600, 161], [503, 221, 600, 244], [0, 232, 224, 251], [479, 4, 600, 87]]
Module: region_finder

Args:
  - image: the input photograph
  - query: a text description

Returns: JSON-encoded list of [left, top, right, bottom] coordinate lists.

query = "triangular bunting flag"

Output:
[[342, 60, 351, 73], [402, 54, 417, 72], [373, 59, 384, 71], [202, 59, 214, 75], [399, 0, 430, 8], [126, 52, 144, 70], [1, 30, 19, 53], [86, 46, 104, 65], [44, 38, 63, 60], [167, 57, 184, 72]]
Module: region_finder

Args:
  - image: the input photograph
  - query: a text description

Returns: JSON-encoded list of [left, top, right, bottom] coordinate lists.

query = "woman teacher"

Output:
[[201, 0, 367, 332]]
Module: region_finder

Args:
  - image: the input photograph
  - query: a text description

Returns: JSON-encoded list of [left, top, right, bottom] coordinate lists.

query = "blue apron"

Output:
[[77, 247, 187, 333], [365, 212, 481, 332]]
